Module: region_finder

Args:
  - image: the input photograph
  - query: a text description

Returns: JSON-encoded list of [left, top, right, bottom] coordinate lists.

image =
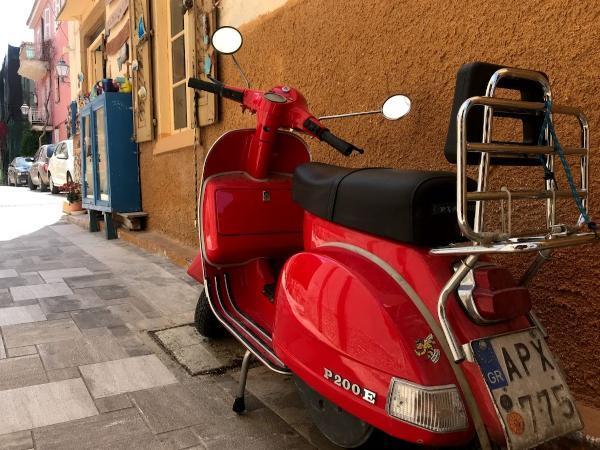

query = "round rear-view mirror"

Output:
[[381, 95, 411, 120], [211, 26, 243, 55]]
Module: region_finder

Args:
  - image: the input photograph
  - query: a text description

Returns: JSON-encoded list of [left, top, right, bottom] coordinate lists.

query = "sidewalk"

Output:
[[0, 221, 327, 450]]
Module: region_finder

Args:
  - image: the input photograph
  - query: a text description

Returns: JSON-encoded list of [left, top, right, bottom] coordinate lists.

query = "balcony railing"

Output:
[[27, 107, 49, 125], [20, 41, 53, 62], [18, 42, 52, 81]]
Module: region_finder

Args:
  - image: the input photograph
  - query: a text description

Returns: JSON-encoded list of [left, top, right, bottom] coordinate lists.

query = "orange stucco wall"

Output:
[[139, 0, 600, 407]]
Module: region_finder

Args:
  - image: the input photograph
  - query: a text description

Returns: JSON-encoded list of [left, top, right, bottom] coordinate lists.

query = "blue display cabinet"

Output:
[[80, 92, 141, 238]]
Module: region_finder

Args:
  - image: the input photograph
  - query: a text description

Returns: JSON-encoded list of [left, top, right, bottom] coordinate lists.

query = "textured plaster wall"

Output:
[[139, 0, 600, 406]]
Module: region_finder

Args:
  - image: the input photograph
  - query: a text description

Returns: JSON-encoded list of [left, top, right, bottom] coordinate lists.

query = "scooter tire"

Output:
[[194, 291, 226, 338]]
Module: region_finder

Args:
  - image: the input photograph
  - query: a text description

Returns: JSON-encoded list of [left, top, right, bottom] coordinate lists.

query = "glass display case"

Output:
[[80, 92, 141, 238]]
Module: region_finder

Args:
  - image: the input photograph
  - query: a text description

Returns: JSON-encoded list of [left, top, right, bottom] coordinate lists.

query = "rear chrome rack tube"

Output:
[[440, 67, 592, 364], [456, 95, 589, 245], [438, 255, 479, 362]]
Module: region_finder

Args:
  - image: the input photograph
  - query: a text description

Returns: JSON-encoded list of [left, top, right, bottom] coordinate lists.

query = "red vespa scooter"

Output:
[[187, 26, 595, 449]]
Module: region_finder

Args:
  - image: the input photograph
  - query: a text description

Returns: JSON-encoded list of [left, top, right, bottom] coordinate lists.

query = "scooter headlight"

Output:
[[386, 378, 468, 432]]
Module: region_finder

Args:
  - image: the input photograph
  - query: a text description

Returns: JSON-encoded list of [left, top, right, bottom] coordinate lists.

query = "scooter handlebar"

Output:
[[187, 77, 244, 103], [303, 119, 364, 156]]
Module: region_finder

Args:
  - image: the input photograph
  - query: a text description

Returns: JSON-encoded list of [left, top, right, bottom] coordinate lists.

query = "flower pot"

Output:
[[63, 201, 83, 214]]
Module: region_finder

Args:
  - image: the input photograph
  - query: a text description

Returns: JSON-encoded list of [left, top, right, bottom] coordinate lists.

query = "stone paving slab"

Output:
[[62, 272, 116, 289], [92, 285, 130, 300], [0, 334, 6, 359], [19, 272, 44, 285], [79, 354, 178, 398], [108, 327, 153, 357], [192, 405, 315, 450], [37, 334, 129, 370], [0, 277, 32, 290], [156, 428, 203, 449], [9, 282, 73, 301], [0, 430, 33, 450], [2, 318, 82, 348], [32, 407, 166, 450], [93, 394, 132, 413], [0, 378, 98, 435], [0, 355, 47, 391], [0, 269, 18, 279], [0, 288, 12, 307], [6, 346, 37, 358], [39, 268, 93, 283], [46, 367, 81, 382], [0, 304, 46, 327], [70, 307, 125, 329], [130, 383, 209, 434], [38, 292, 105, 314], [108, 303, 146, 326]]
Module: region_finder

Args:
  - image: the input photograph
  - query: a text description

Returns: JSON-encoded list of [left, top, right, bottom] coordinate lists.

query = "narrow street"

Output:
[[0, 186, 334, 450]]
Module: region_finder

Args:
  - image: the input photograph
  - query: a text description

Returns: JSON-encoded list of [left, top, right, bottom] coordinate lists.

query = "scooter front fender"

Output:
[[273, 247, 474, 446]]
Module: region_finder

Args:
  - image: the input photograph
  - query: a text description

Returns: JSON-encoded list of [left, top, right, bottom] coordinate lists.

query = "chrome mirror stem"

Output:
[[318, 110, 381, 121], [231, 55, 250, 89]]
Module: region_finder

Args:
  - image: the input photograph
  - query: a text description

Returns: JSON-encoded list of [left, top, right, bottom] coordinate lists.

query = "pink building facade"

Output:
[[26, 0, 71, 143]]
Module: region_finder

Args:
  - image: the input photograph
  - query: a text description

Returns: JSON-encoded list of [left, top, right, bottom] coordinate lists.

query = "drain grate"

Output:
[[149, 324, 247, 376]]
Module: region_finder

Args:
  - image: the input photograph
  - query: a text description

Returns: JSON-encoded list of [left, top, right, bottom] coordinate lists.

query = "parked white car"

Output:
[[47, 139, 75, 194]]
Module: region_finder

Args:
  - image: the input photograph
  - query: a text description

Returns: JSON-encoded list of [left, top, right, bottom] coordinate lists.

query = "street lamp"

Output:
[[55, 59, 69, 79], [20, 104, 30, 116], [55, 58, 70, 103]]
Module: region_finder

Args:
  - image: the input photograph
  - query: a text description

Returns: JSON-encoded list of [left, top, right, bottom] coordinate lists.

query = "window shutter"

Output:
[[130, 0, 154, 142], [193, 0, 217, 127]]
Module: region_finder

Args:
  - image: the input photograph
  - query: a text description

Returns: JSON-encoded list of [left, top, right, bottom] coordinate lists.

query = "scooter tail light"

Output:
[[472, 266, 532, 321], [386, 378, 468, 433], [43, 163, 48, 171]]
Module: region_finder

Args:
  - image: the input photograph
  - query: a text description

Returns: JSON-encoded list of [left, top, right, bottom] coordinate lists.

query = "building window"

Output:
[[168, 0, 190, 131], [54, 0, 62, 30], [87, 32, 105, 91], [43, 8, 51, 40]]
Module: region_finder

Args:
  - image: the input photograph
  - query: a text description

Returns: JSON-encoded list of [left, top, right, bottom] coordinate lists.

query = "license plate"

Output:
[[471, 328, 582, 450]]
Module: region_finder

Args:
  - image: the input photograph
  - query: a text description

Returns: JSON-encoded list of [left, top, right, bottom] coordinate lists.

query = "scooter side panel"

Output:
[[296, 213, 534, 444], [273, 249, 474, 446]]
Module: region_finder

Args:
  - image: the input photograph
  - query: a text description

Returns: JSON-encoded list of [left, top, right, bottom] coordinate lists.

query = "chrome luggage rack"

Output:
[[433, 67, 596, 362]]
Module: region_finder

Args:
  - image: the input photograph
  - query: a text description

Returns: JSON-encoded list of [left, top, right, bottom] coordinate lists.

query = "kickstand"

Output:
[[233, 350, 252, 414]]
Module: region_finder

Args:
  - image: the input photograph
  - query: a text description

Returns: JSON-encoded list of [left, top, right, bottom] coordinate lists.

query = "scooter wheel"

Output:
[[194, 291, 226, 338]]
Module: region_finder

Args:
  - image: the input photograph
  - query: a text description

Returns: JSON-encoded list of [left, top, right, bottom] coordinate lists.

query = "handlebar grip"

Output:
[[187, 77, 220, 94], [320, 130, 364, 156], [303, 119, 363, 156], [187, 77, 243, 103]]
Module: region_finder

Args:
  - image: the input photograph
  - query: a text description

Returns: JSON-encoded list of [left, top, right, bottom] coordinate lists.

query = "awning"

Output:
[[18, 60, 48, 81], [57, 0, 89, 21]]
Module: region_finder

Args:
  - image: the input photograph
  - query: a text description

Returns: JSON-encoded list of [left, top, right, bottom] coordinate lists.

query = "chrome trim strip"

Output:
[[223, 273, 273, 343], [206, 278, 289, 375], [438, 255, 479, 362], [455, 262, 502, 325], [317, 242, 492, 450]]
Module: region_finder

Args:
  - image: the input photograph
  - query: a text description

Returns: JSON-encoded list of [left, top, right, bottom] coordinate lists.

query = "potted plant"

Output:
[[61, 181, 83, 214]]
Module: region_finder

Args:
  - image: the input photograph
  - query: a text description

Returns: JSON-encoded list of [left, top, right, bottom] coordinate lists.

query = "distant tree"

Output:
[[20, 122, 48, 156]]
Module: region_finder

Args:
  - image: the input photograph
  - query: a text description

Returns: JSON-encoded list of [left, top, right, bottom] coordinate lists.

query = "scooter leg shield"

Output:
[[272, 249, 475, 446]]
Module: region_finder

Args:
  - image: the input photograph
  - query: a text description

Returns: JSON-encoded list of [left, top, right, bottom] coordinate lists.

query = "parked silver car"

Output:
[[7, 157, 33, 186], [28, 144, 55, 191]]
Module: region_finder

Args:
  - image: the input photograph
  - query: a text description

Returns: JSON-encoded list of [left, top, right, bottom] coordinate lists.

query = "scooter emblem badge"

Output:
[[415, 333, 441, 364]]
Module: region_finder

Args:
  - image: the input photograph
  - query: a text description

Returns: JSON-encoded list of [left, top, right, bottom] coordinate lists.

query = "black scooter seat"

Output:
[[292, 162, 472, 247]]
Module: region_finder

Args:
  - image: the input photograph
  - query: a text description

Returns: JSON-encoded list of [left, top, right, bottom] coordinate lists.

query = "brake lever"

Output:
[[207, 74, 223, 87]]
